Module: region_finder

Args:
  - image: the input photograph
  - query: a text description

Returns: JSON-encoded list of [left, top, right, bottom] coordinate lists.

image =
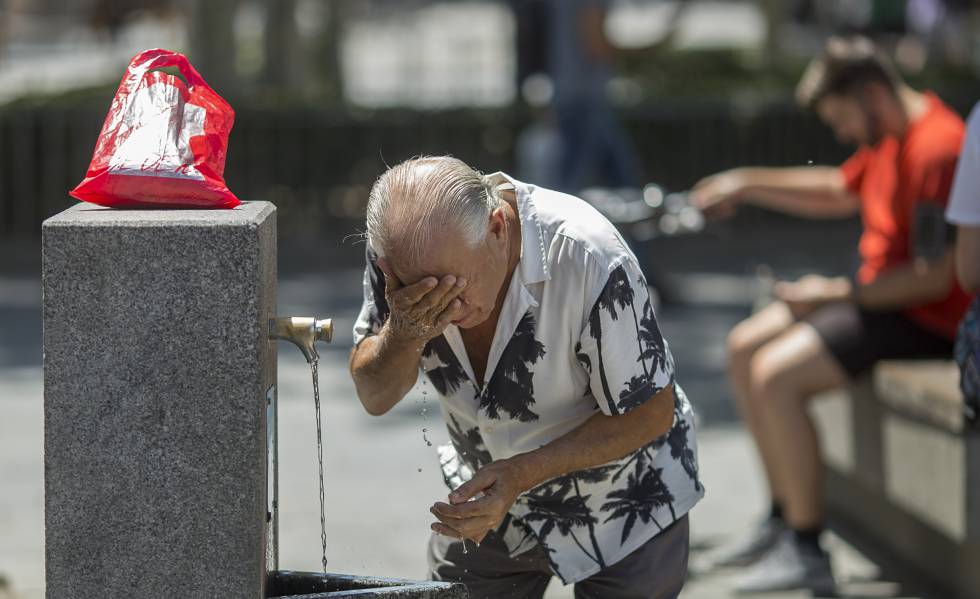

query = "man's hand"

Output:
[[379, 259, 466, 345], [774, 274, 852, 319], [429, 458, 530, 545], [691, 168, 745, 219]]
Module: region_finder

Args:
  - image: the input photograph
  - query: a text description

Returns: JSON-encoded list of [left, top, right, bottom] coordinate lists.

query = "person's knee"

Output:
[[748, 344, 795, 405], [727, 319, 761, 375]]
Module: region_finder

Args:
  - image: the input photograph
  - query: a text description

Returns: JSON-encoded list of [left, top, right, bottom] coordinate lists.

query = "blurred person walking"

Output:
[[691, 35, 969, 594], [545, 0, 640, 192]]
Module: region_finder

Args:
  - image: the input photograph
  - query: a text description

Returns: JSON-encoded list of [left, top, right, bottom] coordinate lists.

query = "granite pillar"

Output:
[[42, 202, 278, 599]]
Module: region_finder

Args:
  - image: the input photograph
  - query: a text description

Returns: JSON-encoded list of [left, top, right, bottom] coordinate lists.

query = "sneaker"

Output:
[[732, 530, 836, 595], [709, 516, 786, 568]]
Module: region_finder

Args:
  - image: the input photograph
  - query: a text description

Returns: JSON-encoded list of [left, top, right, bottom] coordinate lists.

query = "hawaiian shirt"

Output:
[[353, 172, 704, 583]]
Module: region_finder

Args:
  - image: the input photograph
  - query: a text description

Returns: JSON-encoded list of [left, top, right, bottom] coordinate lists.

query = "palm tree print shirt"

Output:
[[353, 172, 704, 584]]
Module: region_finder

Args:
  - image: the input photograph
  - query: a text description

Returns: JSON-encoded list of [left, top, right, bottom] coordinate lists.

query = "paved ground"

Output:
[[0, 248, 938, 599]]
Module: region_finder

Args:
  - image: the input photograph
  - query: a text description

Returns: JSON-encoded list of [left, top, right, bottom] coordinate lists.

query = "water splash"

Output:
[[310, 359, 328, 573], [421, 378, 431, 446]]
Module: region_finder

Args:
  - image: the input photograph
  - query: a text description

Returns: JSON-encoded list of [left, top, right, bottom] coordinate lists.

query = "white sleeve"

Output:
[[947, 102, 980, 226]]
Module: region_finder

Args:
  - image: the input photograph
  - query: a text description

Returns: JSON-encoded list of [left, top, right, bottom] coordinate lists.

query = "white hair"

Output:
[[365, 156, 502, 263]]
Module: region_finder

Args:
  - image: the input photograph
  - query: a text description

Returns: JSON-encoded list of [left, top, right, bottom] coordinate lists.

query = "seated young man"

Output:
[[691, 35, 969, 593]]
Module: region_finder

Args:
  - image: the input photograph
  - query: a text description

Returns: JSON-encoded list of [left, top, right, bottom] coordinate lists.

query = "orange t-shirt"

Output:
[[840, 93, 970, 340]]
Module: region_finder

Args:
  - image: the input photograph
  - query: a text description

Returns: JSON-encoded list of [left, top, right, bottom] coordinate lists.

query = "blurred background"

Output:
[[1, 1, 980, 598], [1, 0, 978, 241]]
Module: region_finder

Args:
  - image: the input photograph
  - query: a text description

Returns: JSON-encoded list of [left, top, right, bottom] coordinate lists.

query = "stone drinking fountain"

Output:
[[42, 202, 467, 598]]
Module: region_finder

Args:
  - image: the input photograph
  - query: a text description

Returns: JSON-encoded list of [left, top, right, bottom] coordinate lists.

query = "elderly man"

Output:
[[349, 156, 703, 598]]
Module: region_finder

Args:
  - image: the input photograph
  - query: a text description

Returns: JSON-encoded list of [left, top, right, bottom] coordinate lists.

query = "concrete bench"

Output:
[[810, 361, 980, 599]]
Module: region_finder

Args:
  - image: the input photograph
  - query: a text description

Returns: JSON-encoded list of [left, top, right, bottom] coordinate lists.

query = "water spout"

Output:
[[270, 317, 333, 363]]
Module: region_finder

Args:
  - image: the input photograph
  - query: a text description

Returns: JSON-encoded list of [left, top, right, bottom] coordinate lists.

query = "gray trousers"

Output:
[[428, 515, 689, 599]]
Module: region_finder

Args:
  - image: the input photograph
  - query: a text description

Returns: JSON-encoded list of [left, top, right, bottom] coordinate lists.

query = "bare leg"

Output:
[[749, 323, 848, 529], [726, 301, 795, 504]]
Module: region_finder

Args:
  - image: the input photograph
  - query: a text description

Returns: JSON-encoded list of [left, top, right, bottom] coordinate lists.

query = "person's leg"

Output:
[[733, 319, 848, 594], [428, 528, 552, 599], [554, 99, 594, 192], [709, 302, 797, 568], [574, 516, 690, 599], [593, 101, 641, 188], [748, 323, 848, 531], [726, 302, 795, 509], [749, 303, 953, 532]]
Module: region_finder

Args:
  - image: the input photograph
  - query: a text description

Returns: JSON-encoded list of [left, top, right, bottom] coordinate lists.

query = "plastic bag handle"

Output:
[[130, 48, 210, 90]]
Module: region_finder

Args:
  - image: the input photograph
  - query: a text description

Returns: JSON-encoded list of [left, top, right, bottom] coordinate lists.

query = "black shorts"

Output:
[[803, 302, 954, 378]]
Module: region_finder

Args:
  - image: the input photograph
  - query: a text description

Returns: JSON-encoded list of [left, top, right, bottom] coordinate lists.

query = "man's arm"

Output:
[[855, 250, 957, 308], [350, 273, 466, 416], [775, 250, 956, 318], [955, 225, 980, 293], [505, 383, 676, 489], [349, 328, 426, 416], [693, 166, 860, 219], [429, 384, 676, 542]]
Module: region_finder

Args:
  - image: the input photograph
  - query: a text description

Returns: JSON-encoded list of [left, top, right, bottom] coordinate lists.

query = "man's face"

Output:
[[816, 92, 877, 147], [388, 217, 511, 330]]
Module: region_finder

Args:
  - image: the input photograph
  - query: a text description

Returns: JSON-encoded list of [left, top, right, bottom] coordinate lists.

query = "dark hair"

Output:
[[796, 36, 902, 110]]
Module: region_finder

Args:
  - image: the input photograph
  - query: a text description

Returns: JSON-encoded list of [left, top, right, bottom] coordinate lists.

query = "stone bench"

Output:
[[810, 361, 980, 599]]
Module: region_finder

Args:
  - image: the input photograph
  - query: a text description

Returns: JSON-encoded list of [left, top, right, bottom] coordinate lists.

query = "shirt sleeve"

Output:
[[576, 258, 675, 416], [352, 245, 391, 347], [947, 102, 980, 226], [840, 148, 869, 194]]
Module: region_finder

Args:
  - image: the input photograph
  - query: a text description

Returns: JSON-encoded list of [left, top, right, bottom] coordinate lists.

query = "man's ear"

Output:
[[862, 81, 892, 110], [488, 207, 507, 239]]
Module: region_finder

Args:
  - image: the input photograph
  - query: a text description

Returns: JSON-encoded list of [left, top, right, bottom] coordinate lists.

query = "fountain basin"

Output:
[[270, 570, 468, 598]]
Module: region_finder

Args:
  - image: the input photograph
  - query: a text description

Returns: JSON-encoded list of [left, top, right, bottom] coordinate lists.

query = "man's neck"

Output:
[[489, 194, 524, 317], [892, 86, 929, 138]]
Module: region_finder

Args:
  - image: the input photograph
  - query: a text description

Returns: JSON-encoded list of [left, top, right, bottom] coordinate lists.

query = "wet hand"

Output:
[[690, 169, 743, 220], [378, 261, 466, 345], [429, 459, 529, 545], [775, 274, 851, 319]]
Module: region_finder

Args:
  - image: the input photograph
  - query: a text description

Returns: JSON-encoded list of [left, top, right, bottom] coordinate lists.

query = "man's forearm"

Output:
[[507, 384, 677, 492], [349, 327, 424, 416], [855, 252, 956, 309], [738, 167, 859, 219]]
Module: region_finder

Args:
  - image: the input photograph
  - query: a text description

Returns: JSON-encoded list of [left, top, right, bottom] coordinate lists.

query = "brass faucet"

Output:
[[269, 317, 333, 363]]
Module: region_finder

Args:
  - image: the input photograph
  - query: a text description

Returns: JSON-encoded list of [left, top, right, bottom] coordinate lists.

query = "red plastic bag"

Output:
[[70, 48, 240, 208]]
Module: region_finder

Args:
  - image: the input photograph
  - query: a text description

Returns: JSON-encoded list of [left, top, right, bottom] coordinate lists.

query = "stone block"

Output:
[[42, 202, 277, 599]]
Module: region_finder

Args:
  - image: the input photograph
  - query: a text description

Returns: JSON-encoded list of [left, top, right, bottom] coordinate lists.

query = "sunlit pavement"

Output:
[[0, 267, 935, 599]]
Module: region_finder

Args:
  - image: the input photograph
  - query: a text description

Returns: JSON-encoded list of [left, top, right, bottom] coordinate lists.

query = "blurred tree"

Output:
[[262, 0, 301, 90], [319, 0, 347, 103], [187, 0, 240, 97]]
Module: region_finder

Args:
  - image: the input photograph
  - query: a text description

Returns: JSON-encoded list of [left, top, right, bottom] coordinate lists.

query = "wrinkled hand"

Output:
[[690, 169, 744, 220], [429, 459, 529, 545], [774, 274, 852, 319], [378, 260, 466, 345]]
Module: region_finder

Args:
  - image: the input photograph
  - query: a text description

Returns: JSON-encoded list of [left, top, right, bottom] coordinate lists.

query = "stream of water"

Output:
[[310, 359, 328, 573]]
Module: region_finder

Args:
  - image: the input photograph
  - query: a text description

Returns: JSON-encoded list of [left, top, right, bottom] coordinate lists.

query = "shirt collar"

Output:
[[485, 171, 550, 285]]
